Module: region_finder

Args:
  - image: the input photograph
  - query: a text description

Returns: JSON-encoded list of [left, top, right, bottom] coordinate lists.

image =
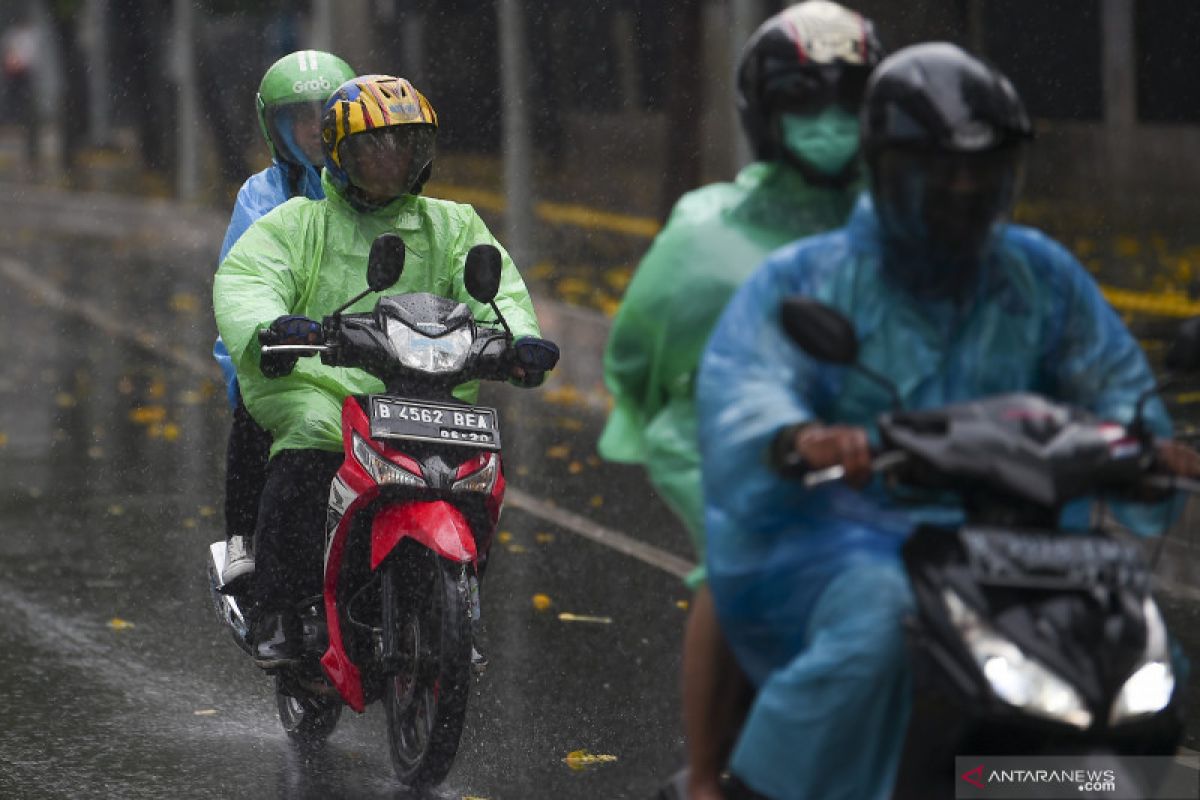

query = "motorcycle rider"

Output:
[[597, 4, 882, 797], [214, 74, 556, 666], [215, 50, 356, 591], [696, 43, 1200, 799]]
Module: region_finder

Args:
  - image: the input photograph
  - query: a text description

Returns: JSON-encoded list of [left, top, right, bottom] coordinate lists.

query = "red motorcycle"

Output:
[[208, 235, 556, 787]]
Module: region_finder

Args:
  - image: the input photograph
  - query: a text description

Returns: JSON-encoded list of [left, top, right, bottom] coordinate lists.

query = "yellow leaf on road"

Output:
[[108, 618, 135, 631], [129, 405, 166, 425], [558, 612, 613, 625], [568, 461, 583, 474], [497, 531, 513, 544], [563, 750, 618, 771], [507, 544, 528, 554], [676, 599, 689, 611], [545, 444, 570, 459], [532, 594, 552, 611], [535, 532, 555, 544]]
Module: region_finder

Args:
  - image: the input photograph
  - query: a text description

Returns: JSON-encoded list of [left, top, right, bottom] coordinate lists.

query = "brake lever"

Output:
[[802, 451, 908, 489]]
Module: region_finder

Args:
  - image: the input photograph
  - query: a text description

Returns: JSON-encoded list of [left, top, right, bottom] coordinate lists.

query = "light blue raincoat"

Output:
[[213, 160, 324, 408], [696, 197, 1172, 800]]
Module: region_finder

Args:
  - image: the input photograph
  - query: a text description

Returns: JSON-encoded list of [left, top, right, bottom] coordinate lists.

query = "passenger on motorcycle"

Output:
[[696, 43, 1200, 800], [597, 4, 882, 796], [214, 50, 356, 591], [214, 74, 554, 667]]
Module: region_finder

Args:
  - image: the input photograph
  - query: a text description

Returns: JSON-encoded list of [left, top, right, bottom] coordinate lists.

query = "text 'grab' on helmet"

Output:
[[322, 75, 438, 202], [257, 50, 355, 167], [736, 1, 883, 162], [862, 43, 1034, 295]]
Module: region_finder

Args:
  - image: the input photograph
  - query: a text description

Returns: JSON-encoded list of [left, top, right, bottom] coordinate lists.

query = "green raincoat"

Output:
[[215, 172, 541, 457], [599, 161, 858, 587]]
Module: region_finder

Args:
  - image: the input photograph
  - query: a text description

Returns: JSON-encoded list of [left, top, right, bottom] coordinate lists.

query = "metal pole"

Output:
[[729, 0, 765, 169], [173, 0, 198, 201], [496, 0, 533, 266], [83, 0, 111, 146], [310, 0, 333, 52]]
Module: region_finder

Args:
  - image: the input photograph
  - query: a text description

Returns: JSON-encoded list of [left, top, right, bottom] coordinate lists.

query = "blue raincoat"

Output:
[[213, 160, 324, 408], [696, 197, 1172, 800]]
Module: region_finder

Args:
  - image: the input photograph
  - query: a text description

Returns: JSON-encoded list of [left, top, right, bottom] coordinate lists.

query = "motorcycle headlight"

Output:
[[452, 452, 499, 493], [1110, 597, 1175, 725], [352, 432, 426, 488], [943, 589, 1093, 729], [385, 318, 472, 374]]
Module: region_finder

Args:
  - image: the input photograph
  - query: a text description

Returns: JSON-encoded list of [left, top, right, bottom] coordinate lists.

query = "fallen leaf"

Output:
[[676, 600, 689, 611], [108, 618, 135, 631], [169, 293, 200, 313], [55, 392, 77, 408], [199, 506, 216, 517], [162, 423, 181, 442], [507, 544, 528, 554], [532, 593, 552, 611], [148, 379, 166, 399], [0, 432, 7, 447], [107, 505, 125, 516], [545, 444, 570, 460], [563, 749, 618, 771], [568, 461, 583, 474], [535, 532, 555, 544], [589, 495, 604, 508], [129, 405, 166, 425], [497, 531, 513, 544], [183, 518, 197, 529], [558, 612, 613, 625]]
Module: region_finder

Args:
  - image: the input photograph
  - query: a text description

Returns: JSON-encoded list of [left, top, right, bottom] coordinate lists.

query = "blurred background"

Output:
[[3, 0, 1200, 319]]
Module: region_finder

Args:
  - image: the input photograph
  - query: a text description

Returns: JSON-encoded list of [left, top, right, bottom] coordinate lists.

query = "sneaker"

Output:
[[471, 644, 489, 674], [251, 609, 302, 668], [222, 535, 255, 590]]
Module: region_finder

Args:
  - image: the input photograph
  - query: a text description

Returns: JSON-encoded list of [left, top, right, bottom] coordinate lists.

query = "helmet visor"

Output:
[[873, 146, 1023, 291], [265, 100, 326, 166], [339, 126, 436, 199], [766, 64, 870, 116]]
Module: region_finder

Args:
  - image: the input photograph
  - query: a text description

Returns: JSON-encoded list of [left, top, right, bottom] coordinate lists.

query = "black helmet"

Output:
[[736, 1, 883, 162], [862, 43, 1033, 297]]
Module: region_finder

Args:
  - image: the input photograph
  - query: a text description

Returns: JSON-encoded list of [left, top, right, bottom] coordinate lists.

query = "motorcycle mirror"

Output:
[[779, 296, 859, 365], [464, 244, 502, 304], [1165, 316, 1200, 372], [367, 233, 406, 292]]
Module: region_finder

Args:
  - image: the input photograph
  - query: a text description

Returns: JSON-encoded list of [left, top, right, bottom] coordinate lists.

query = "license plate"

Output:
[[369, 396, 501, 450]]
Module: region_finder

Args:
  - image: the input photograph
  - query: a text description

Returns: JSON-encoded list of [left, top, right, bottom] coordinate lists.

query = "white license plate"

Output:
[[369, 397, 501, 450]]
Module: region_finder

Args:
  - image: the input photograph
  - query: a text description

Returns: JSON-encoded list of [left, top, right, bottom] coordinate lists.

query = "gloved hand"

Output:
[[259, 315, 322, 378], [510, 336, 560, 387]]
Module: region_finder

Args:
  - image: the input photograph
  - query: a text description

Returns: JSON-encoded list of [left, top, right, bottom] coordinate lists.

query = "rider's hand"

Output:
[[267, 315, 323, 346], [1155, 438, 1200, 478], [509, 336, 560, 387], [791, 423, 873, 488]]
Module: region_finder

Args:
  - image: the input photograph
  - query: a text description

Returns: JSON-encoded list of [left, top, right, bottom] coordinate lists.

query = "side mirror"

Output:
[[464, 244, 502, 304], [367, 233, 406, 292], [1165, 316, 1200, 372], [779, 296, 859, 365]]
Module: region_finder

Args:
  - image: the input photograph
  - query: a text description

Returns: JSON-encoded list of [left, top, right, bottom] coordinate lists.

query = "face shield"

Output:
[[265, 100, 326, 167], [338, 126, 436, 200], [872, 144, 1023, 297]]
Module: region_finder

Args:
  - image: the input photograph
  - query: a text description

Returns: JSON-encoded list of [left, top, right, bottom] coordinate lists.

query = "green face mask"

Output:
[[780, 108, 861, 176]]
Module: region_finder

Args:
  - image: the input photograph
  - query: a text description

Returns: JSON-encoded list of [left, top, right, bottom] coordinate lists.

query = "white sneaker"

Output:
[[222, 535, 255, 588]]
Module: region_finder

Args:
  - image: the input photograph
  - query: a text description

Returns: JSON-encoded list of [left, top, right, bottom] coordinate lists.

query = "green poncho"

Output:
[[215, 172, 541, 457], [599, 161, 858, 586]]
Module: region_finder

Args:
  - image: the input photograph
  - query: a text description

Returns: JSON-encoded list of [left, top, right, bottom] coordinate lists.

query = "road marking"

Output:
[[0, 253, 697, 581], [0, 255, 219, 377], [506, 487, 694, 579]]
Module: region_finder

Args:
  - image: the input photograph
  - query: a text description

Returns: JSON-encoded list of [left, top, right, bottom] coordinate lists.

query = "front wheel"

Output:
[[382, 553, 473, 788], [275, 676, 342, 745]]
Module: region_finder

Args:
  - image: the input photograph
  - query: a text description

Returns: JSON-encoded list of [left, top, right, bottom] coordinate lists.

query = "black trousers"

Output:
[[248, 449, 344, 616], [224, 396, 272, 541]]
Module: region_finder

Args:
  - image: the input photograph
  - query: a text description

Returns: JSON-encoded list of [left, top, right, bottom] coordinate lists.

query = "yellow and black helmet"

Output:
[[321, 75, 438, 199]]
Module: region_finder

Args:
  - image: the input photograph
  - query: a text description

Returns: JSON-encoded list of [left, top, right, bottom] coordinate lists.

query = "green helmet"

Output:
[[256, 50, 355, 167]]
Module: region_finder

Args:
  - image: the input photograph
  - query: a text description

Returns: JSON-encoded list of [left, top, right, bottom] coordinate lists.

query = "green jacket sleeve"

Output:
[[213, 200, 308, 381]]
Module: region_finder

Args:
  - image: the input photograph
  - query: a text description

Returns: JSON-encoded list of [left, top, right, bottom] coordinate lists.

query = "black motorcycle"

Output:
[[779, 297, 1200, 798]]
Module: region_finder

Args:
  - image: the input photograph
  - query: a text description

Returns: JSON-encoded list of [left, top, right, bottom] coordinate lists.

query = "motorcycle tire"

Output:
[[275, 677, 343, 745], [382, 552, 472, 788]]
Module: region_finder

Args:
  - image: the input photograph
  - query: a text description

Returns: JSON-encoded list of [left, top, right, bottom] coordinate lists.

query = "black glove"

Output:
[[511, 336, 560, 387], [259, 315, 322, 378]]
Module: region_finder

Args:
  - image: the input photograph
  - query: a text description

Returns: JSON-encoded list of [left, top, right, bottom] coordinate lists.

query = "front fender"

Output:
[[370, 501, 477, 569]]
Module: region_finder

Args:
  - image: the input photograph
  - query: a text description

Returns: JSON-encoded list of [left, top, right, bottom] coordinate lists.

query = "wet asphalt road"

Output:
[[6, 189, 1200, 800], [0, 226, 693, 799]]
